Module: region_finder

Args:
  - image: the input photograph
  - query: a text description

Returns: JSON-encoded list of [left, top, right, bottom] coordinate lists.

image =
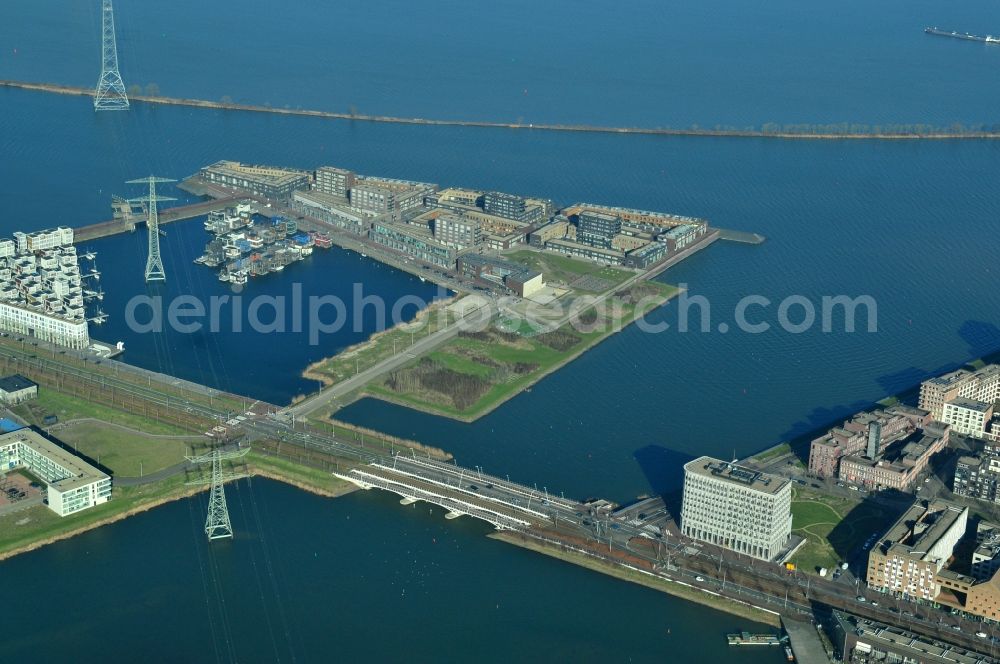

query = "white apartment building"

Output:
[[942, 398, 995, 438], [919, 365, 1000, 420], [0, 429, 111, 516], [0, 233, 92, 349], [680, 456, 793, 561]]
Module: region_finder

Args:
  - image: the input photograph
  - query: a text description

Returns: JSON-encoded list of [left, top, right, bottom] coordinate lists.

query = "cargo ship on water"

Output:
[[925, 26, 1000, 44]]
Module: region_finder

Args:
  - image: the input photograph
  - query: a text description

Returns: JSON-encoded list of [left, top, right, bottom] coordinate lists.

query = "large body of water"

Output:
[[2, 1, 1000, 661]]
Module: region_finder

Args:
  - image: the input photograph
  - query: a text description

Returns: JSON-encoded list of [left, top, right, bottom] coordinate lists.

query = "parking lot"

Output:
[[0, 472, 43, 511]]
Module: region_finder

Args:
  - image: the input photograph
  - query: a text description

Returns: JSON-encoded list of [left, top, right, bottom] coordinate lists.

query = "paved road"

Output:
[[284, 235, 692, 419], [285, 298, 497, 418]]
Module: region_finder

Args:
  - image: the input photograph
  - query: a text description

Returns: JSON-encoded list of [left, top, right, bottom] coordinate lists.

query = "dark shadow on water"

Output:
[[771, 323, 1000, 466], [633, 445, 696, 508], [959, 320, 1000, 362]]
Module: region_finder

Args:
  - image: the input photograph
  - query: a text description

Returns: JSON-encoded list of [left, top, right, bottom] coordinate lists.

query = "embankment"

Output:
[[4, 79, 1000, 141], [492, 530, 782, 627]]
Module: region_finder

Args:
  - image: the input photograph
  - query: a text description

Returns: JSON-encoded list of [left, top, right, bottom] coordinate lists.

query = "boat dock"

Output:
[[73, 197, 235, 243], [780, 617, 829, 664]]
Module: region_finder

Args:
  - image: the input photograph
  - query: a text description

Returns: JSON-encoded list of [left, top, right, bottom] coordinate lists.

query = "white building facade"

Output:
[[0, 430, 111, 516], [680, 456, 793, 561]]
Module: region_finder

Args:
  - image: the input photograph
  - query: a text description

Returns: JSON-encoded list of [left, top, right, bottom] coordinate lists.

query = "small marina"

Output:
[[195, 203, 332, 283]]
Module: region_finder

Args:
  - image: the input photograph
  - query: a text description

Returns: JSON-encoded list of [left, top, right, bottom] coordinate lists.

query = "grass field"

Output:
[[789, 486, 892, 574], [367, 282, 678, 420], [504, 250, 635, 291], [246, 451, 355, 497], [749, 443, 791, 463], [303, 297, 458, 389], [13, 390, 195, 436], [55, 421, 204, 476]]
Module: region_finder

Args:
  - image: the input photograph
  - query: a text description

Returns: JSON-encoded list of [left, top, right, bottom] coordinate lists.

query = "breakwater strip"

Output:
[[4, 79, 1000, 141]]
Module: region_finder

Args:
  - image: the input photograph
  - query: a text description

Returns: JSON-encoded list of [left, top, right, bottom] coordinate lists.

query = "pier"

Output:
[[73, 197, 235, 243]]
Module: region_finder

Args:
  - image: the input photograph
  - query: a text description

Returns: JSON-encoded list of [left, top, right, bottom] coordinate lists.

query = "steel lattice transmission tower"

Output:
[[127, 176, 175, 282], [186, 447, 250, 540], [94, 0, 129, 111]]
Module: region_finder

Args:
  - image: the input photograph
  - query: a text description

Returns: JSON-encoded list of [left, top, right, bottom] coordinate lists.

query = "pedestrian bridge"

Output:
[[335, 456, 581, 531]]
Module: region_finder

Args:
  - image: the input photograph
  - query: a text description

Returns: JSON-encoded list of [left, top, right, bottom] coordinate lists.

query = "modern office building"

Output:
[[455, 254, 544, 297], [0, 374, 37, 404], [866, 500, 968, 601], [350, 177, 435, 218], [529, 219, 570, 247], [562, 203, 708, 235], [680, 456, 793, 561], [576, 211, 622, 249], [0, 429, 111, 517], [433, 214, 483, 250], [291, 190, 366, 235], [480, 191, 547, 224], [369, 222, 455, 268], [483, 191, 528, 221], [200, 161, 311, 201], [623, 240, 667, 269], [660, 223, 704, 251], [918, 365, 1000, 420], [313, 166, 356, 199], [942, 397, 995, 438], [545, 238, 625, 265]]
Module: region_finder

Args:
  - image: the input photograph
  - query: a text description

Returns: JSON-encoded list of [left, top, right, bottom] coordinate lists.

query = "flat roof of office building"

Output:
[[1, 429, 108, 491], [684, 456, 789, 495]]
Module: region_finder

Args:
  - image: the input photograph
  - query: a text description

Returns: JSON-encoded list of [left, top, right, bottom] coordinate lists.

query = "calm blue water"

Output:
[[2, 0, 1000, 659], [0, 479, 782, 664], [4, 0, 1000, 128], [87, 220, 445, 404]]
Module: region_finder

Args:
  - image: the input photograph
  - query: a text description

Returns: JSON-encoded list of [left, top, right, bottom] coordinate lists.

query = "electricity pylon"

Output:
[[186, 447, 250, 541], [127, 176, 175, 282], [94, 0, 129, 111]]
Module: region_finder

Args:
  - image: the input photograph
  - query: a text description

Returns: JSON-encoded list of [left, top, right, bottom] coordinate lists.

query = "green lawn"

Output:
[[367, 282, 678, 420], [303, 298, 458, 389], [246, 451, 355, 496], [790, 486, 893, 574], [55, 421, 203, 476], [504, 250, 635, 291], [13, 389, 195, 436], [750, 442, 791, 462]]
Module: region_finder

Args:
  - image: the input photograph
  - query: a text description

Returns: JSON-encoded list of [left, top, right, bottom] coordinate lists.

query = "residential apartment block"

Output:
[[918, 365, 1000, 421], [0, 429, 111, 517], [807, 405, 929, 478]]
